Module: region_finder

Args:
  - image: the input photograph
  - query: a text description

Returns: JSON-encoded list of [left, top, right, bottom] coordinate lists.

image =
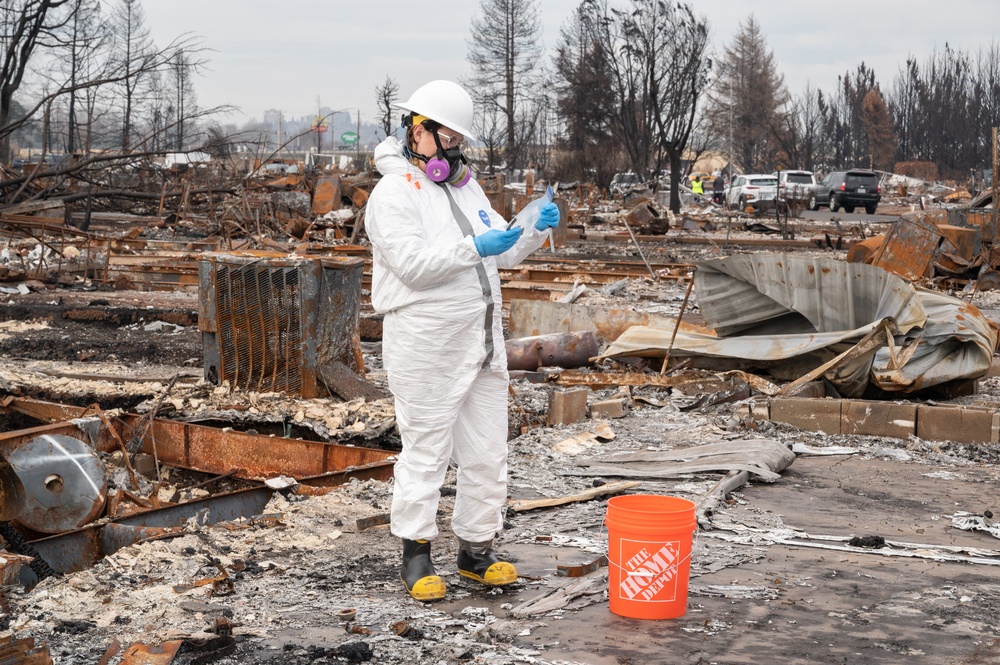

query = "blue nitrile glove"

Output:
[[474, 227, 522, 257], [535, 202, 560, 231]]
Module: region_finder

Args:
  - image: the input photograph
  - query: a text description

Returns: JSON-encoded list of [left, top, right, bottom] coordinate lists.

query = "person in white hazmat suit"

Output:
[[366, 80, 560, 601]]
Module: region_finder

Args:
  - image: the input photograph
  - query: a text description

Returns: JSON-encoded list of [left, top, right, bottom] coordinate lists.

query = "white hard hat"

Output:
[[393, 80, 477, 141]]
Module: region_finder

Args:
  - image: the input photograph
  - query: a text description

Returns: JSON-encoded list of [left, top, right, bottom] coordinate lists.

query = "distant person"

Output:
[[691, 175, 704, 198], [366, 79, 560, 601], [713, 173, 725, 204]]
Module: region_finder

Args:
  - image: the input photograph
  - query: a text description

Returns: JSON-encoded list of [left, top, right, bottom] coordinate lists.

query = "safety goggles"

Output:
[[435, 129, 465, 150]]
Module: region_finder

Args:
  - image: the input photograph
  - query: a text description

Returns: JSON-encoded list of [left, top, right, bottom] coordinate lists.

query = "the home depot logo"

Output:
[[618, 539, 681, 602]]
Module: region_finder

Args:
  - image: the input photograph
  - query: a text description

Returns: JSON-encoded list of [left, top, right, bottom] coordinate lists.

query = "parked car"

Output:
[[610, 171, 643, 195], [724, 174, 778, 211], [813, 170, 882, 213], [774, 170, 817, 208], [688, 171, 711, 185]]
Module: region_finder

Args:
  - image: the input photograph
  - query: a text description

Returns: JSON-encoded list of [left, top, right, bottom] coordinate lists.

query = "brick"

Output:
[[916, 404, 999, 444], [769, 397, 842, 434], [547, 387, 589, 426], [842, 400, 916, 439], [589, 398, 629, 419]]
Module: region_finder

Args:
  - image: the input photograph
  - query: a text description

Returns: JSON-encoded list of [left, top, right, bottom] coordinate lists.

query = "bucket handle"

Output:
[[602, 519, 699, 577]]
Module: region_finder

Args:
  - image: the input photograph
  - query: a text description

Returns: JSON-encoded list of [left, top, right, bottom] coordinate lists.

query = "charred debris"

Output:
[[0, 157, 999, 662]]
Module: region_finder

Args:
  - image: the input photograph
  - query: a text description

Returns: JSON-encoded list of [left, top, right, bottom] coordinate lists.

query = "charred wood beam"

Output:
[[60, 187, 237, 204]]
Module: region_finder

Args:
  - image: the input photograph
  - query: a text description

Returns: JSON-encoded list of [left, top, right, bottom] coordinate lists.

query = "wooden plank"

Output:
[[507, 480, 641, 512]]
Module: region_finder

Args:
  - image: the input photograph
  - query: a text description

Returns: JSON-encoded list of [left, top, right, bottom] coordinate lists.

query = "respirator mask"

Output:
[[403, 115, 473, 187]]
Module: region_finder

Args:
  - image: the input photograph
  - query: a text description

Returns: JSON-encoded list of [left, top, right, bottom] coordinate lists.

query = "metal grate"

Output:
[[200, 254, 364, 397], [216, 262, 303, 394]]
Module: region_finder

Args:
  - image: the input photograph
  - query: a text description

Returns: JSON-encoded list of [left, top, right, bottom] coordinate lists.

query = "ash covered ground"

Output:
[[2, 230, 1000, 663]]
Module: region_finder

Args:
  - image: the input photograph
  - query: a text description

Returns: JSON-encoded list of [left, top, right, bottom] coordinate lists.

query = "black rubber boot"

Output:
[[401, 539, 446, 601], [457, 548, 518, 586]]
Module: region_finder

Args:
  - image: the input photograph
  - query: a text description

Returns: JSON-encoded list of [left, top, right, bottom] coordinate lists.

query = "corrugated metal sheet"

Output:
[[694, 253, 926, 337], [871, 288, 998, 392], [601, 253, 997, 396]]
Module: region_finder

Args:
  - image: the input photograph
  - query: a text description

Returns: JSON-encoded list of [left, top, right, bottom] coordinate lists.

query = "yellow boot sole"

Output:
[[402, 573, 447, 601], [458, 561, 518, 586]]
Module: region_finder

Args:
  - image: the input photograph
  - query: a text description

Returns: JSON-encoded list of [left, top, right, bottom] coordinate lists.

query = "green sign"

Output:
[[341, 131, 359, 144]]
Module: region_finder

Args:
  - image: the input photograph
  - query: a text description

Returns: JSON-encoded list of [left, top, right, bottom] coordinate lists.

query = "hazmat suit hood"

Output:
[[374, 136, 410, 178]]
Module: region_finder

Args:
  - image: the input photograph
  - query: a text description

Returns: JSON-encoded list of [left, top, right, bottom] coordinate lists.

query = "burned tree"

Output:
[[885, 42, 1000, 179], [552, 4, 617, 186], [169, 49, 196, 150], [579, 0, 710, 212], [580, 0, 658, 182], [887, 57, 920, 166], [705, 15, 788, 172], [57, 0, 107, 156], [772, 83, 826, 173], [0, 0, 71, 162], [471, 94, 505, 175], [861, 88, 895, 170], [821, 63, 879, 170], [110, 0, 152, 152], [375, 74, 398, 139], [649, 3, 711, 213], [467, 0, 542, 172]]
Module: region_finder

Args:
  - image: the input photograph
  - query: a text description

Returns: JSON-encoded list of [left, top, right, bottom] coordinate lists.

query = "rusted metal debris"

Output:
[[0, 398, 397, 485], [119, 415, 395, 482], [7, 434, 107, 533], [557, 554, 609, 578], [0, 552, 34, 585], [601, 253, 998, 397], [846, 211, 1000, 291], [625, 200, 669, 234], [18, 486, 275, 586], [505, 331, 599, 371], [355, 513, 391, 531], [0, 636, 53, 664], [0, 397, 397, 584], [119, 640, 184, 665], [198, 253, 365, 397]]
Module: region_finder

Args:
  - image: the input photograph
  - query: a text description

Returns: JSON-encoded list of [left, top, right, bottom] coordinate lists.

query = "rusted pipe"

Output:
[[505, 331, 599, 371]]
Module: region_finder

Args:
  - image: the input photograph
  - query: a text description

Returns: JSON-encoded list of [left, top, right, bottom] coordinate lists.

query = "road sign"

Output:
[[341, 131, 358, 144]]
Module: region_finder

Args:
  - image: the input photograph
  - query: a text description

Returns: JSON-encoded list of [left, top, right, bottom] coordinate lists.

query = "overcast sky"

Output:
[[144, 0, 998, 127]]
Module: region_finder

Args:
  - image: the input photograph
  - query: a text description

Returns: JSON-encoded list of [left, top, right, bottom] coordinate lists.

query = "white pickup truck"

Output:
[[774, 170, 817, 208]]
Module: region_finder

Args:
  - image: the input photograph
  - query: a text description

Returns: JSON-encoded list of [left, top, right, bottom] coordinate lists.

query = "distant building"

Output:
[[263, 109, 282, 129]]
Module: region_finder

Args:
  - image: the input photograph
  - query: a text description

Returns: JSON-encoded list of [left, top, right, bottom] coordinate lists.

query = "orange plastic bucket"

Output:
[[606, 494, 697, 620]]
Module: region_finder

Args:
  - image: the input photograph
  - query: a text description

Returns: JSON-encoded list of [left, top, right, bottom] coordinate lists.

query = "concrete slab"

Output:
[[494, 455, 1000, 664]]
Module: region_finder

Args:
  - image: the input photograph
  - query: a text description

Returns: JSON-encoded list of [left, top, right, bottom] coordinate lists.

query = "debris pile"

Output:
[[0, 162, 1000, 662]]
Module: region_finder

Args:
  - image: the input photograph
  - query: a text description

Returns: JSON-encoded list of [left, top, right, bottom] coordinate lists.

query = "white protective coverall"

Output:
[[366, 137, 550, 544]]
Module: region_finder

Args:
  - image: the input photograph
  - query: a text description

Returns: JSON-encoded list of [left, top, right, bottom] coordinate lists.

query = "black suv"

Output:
[[812, 170, 881, 214]]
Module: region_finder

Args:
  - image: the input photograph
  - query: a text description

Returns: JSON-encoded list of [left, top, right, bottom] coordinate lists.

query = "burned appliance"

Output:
[[199, 253, 365, 397]]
